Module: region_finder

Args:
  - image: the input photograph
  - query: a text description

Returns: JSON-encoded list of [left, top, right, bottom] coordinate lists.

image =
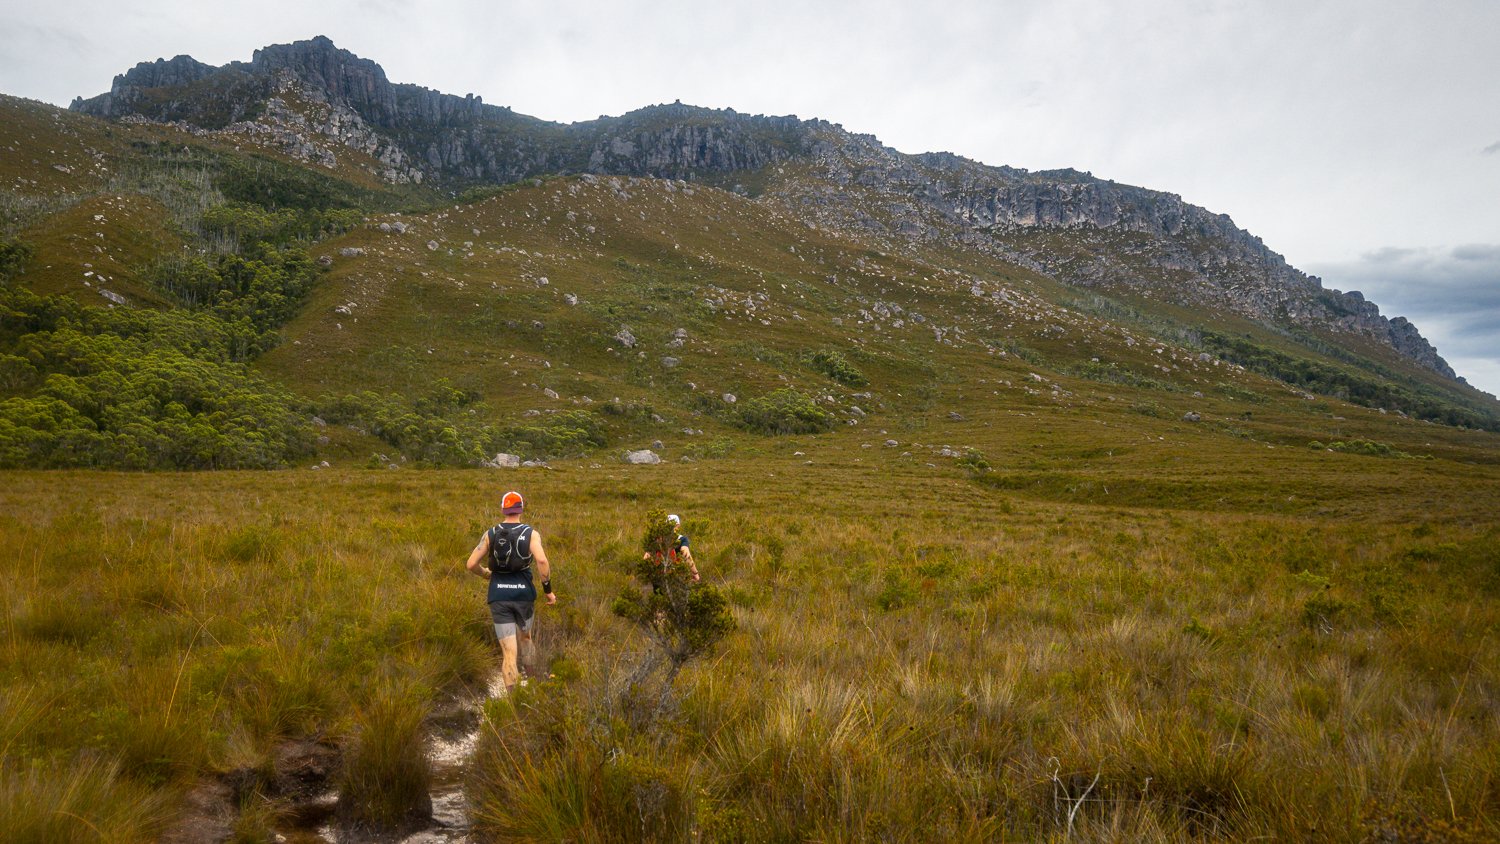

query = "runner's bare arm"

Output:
[[531, 532, 557, 604], [465, 533, 491, 578]]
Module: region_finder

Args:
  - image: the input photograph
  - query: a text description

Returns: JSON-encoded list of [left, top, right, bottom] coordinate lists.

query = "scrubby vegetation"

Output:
[[6, 464, 1496, 841], [0, 286, 310, 468], [1203, 331, 1499, 431], [1311, 438, 1430, 459], [735, 388, 834, 435], [804, 347, 868, 387], [317, 385, 607, 465], [0, 235, 32, 279]]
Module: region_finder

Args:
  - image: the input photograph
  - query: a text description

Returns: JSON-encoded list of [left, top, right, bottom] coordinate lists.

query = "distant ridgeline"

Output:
[[0, 35, 1494, 468], [68, 36, 1462, 384]]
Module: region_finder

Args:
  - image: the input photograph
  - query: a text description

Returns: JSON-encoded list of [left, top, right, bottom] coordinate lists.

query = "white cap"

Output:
[[667, 514, 681, 524]]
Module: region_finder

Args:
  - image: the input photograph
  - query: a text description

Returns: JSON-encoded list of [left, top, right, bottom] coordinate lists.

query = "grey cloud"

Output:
[[1310, 244, 1500, 392], [1453, 243, 1500, 261], [1362, 246, 1424, 263], [1484, 140, 1500, 155]]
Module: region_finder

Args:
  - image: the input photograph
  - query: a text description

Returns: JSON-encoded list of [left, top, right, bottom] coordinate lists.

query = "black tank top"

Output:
[[487, 523, 536, 603]]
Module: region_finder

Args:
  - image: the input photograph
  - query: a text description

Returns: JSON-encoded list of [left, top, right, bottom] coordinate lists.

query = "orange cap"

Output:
[[501, 490, 525, 514]]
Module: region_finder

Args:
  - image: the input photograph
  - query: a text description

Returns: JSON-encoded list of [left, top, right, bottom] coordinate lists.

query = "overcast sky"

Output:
[[3, 0, 1497, 393]]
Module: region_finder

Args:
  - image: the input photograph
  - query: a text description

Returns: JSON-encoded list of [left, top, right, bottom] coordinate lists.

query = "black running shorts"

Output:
[[489, 600, 535, 639]]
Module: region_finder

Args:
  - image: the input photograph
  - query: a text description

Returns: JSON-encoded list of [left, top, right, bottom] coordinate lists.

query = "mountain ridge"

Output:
[[67, 36, 1458, 384]]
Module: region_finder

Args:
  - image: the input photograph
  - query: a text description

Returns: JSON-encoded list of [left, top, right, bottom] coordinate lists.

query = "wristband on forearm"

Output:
[[542, 579, 553, 594]]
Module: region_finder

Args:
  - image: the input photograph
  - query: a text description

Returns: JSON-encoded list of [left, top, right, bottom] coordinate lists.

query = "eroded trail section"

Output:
[[282, 673, 506, 844]]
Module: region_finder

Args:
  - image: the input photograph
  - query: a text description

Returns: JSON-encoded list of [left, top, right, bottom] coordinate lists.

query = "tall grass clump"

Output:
[[0, 760, 168, 843], [335, 682, 433, 832]]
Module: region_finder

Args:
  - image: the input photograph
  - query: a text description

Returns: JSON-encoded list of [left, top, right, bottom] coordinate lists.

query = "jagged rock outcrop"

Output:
[[68, 35, 1459, 382]]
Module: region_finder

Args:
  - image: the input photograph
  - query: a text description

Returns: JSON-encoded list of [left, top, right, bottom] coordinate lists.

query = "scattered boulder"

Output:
[[426, 240, 439, 251], [885, 439, 899, 447], [947, 411, 966, 421], [485, 453, 522, 468], [521, 459, 548, 468], [615, 327, 637, 348], [391, 221, 408, 234], [1183, 411, 1202, 423], [651, 440, 664, 449], [722, 393, 737, 404], [662, 356, 680, 368], [543, 388, 559, 400], [338, 247, 365, 257], [564, 293, 578, 306], [624, 449, 662, 465], [1197, 353, 1213, 362], [316, 254, 333, 267], [849, 406, 866, 418]]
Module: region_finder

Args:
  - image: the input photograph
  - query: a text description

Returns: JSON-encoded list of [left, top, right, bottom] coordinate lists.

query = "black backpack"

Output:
[[487, 523, 534, 574]]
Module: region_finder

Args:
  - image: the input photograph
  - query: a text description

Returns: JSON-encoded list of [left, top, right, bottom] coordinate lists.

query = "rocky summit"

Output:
[[70, 35, 1453, 380]]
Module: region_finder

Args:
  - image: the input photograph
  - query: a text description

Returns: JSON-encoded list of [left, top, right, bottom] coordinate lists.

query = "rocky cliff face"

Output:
[[771, 130, 1459, 379], [68, 35, 1458, 382]]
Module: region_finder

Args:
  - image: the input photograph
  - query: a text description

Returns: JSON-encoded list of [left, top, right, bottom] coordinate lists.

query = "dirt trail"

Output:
[[280, 672, 506, 844]]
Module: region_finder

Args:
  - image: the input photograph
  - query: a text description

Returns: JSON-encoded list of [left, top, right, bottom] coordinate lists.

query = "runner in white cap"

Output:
[[652, 513, 699, 581]]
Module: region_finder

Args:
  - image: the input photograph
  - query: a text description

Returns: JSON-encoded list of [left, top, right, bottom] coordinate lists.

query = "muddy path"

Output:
[[276, 672, 507, 844]]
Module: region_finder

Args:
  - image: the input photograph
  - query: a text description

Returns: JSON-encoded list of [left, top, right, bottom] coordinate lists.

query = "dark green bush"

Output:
[[0, 287, 311, 469], [318, 386, 606, 465], [200, 202, 361, 248], [736, 389, 834, 435], [0, 236, 34, 281], [955, 448, 991, 473], [804, 348, 867, 387], [613, 510, 735, 678]]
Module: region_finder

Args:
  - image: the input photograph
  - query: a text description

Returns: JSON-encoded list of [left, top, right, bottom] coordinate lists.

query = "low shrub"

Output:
[[736, 389, 834, 435], [1312, 438, 1429, 459], [804, 348, 868, 387]]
